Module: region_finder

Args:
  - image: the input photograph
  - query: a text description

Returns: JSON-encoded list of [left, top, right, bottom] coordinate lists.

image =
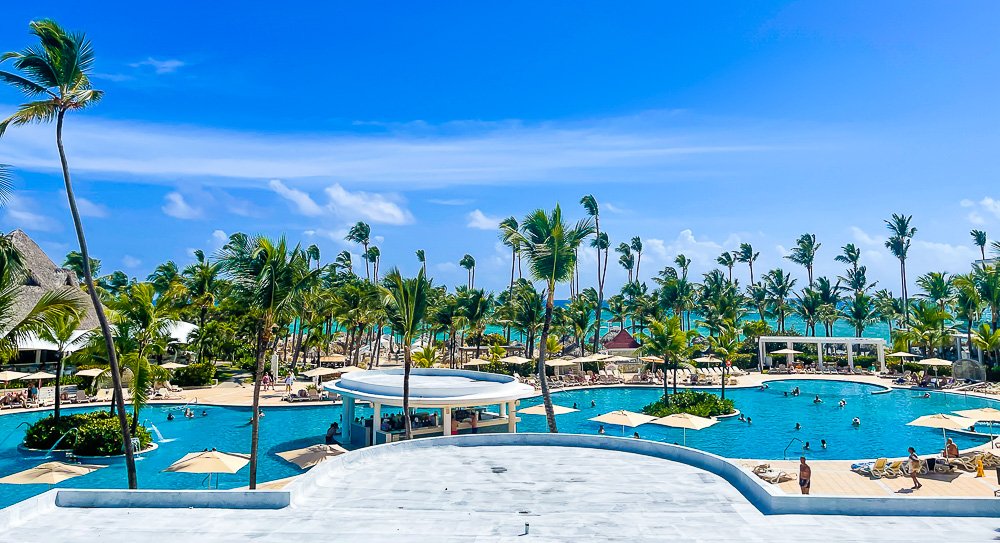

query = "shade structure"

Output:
[[75, 368, 106, 378], [276, 444, 347, 469], [519, 403, 579, 416], [916, 358, 952, 367], [319, 354, 347, 363], [302, 367, 339, 378], [0, 461, 104, 484], [886, 351, 919, 358], [908, 413, 978, 443], [463, 358, 492, 367], [500, 356, 532, 364], [693, 356, 722, 364], [649, 413, 718, 445], [603, 355, 634, 363], [590, 410, 656, 435], [567, 356, 592, 364], [0, 371, 29, 382], [545, 359, 576, 367], [587, 354, 612, 361], [953, 407, 1000, 422], [159, 362, 188, 370], [639, 356, 661, 363], [22, 371, 56, 380], [164, 450, 249, 475], [769, 348, 802, 355], [334, 366, 362, 373]]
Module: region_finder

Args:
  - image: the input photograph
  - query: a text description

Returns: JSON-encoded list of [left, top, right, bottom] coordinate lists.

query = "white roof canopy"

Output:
[[325, 368, 534, 408]]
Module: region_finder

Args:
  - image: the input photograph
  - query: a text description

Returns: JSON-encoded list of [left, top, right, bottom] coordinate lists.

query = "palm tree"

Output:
[[345, 222, 371, 280], [954, 273, 983, 353], [218, 235, 321, 488], [842, 292, 877, 338], [763, 269, 796, 332], [971, 323, 1000, 363], [916, 271, 954, 311], [638, 316, 697, 396], [334, 250, 353, 275], [182, 250, 221, 362], [834, 243, 861, 272], [707, 322, 740, 400], [580, 196, 605, 351], [717, 251, 736, 282], [793, 288, 823, 336], [971, 230, 988, 262], [615, 243, 634, 283], [415, 249, 426, 275], [0, 20, 138, 487], [630, 236, 643, 281], [513, 205, 594, 432], [735, 243, 760, 284], [459, 254, 476, 288], [38, 309, 85, 422], [147, 261, 181, 299], [365, 246, 381, 282], [785, 233, 821, 286], [380, 268, 431, 440], [885, 213, 916, 324], [973, 263, 1000, 332]]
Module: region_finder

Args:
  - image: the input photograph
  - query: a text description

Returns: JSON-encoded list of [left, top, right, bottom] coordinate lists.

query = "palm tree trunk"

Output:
[[720, 363, 727, 400], [537, 284, 558, 433], [672, 358, 679, 395], [662, 355, 669, 397], [403, 345, 413, 440], [248, 322, 267, 489], [54, 350, 63, 422], [57, 110, 137, 489]]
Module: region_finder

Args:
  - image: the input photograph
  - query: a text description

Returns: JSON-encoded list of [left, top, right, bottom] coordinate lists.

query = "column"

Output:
[[344, 397, 355, 443], [847, 342, 854, 370], [786, 341, 794, 367], [817, 342, 824, 370], [34, 350, 42, 365], [442, 407, 451, 437], [499, 402, 507, 417], [758, 339, 765, 371], [877, 341, 885, 373], [507, 401, 517, 433]]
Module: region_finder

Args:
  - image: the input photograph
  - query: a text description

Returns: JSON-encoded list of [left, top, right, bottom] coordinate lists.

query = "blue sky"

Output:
[[1, 1, 999, 295]]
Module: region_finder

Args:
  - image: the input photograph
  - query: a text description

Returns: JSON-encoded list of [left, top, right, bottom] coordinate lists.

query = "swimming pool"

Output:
[[0, 380, 996, 509]]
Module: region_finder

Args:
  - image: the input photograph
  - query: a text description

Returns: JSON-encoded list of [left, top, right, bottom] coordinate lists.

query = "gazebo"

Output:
[[602, 330, 640, 356], [757, 336, 886, 372], [325, 368, 534, 447]]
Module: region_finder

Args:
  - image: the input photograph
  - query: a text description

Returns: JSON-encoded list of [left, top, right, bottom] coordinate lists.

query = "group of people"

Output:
[[0, 390, 29, 408], [166, 407, 207, 421]]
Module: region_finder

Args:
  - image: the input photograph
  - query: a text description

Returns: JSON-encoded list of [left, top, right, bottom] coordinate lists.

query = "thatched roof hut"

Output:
[[8, 229, 98, 330]]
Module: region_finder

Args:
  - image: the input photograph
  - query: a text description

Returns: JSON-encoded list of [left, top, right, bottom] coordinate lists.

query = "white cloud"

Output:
[[161, 191, 203, 219], [429, 198, 472, 206], [69, 195, 109, 218], [603, 202, 627, 214], [968, 211, 986, 225], [979, 197, 1000, 219], [122, 255, 141, 268], [849, 226, 883, 247], [325, 184, 413, 225], [646, 229, 724, 268], [130, 58, 186, 74], [960, 199, 975, 208], [467, 209, 501, 230], [4, 195, 60, 232], [269, 179, 324, 217]]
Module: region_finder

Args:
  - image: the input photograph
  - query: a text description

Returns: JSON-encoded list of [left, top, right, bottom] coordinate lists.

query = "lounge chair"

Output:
[[94, 388, 114, 402], [952, 454, 984, 471], [860, 458, 889, 478], [74, 390, 92, 403], [876, 460, 905, 478], [756, 468, 792, 484]]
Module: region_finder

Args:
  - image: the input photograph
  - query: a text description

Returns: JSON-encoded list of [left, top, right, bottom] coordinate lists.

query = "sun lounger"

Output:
[[74, 390, 92, 403], [756, 468, 792, 484], [877, 460, 905, 478], [859, 458, 889, 478], [952, 454, 984, 471], [94, 388, 114, 402]]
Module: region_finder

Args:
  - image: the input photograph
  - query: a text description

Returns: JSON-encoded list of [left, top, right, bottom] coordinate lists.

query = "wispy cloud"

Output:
[[467, 209, 500, 230], [122, 255, 142, 268], [429, 198, 473, 206], [269, 179, 324, 216], [74, 196, 109, 218], [325, 184, 412, 225], [129, 58, 186, 74], [161, 191, 203, 219], [4, 195, 60, 232]]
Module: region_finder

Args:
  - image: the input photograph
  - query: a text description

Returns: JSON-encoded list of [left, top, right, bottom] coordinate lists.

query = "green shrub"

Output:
[[172, 362, 217, 387], [642, 390, 735, 418], [23, 410, 151, 456]]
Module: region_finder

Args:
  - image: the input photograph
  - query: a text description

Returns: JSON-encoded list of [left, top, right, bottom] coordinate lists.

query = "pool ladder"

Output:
[[783, 438, 803, 460]]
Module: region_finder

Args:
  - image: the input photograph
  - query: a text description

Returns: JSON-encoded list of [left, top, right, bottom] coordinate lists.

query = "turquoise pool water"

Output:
[[0, 380, 996, 509]]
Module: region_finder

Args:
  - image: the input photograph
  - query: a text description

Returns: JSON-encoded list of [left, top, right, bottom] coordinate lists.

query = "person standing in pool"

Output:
[[799, 457, 811, 495], [598, 425, 605, 435]]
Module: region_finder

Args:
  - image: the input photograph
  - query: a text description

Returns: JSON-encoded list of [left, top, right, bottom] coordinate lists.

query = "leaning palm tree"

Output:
[[380, 268, 431, 440], [38, 308, 85, 422], [885, 213, 916, 324], [415, 249, 426, 275], [218, 235, 321, 488], [785, 233, 821, 286], [630, 236, 643, 281], [971, 230, 988, 262], [0, 20, 138, 487], [735, 243, 760, 284], [580, 197, 603, 352], [514, 205, 594, 432], [345, 222, 371, 280]]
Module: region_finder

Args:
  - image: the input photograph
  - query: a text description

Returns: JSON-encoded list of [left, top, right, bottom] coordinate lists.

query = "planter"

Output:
[[74, 442, 158, 464], [16, 444, 73, 457]]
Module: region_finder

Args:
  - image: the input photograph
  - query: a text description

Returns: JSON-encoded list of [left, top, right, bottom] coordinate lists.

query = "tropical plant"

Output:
[[885, 213, 916, 323], [380, 267, 431, 440], [38, 308, 85, 422], [717, 251, 736, 282], [345, 221, 371, 280], [785, 233, 821, 285], [707, 322, 740, 400], [638, 316, 698, 396], [735, 243, 759, 284], [0, 19, 139, 487], [582, 194, 609, 352], [971, 229, 988, 262], [459, 254, 476, 288]]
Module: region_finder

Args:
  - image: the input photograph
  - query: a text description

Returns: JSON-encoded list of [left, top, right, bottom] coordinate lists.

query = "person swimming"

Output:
[[746, 417, 752, 424], [795, 422, 801, 430], [803, 441, 810, 450], [821, 439, 827, 449], [783, 391, 789, 397], [852, 417, 861, 426], [838, 399, 846, 408], [591, 400, 596, 408], [922, 392, 931, 399], [738, 413, 746, 422], [166, 412, 175, 421], [813, 395, 822, 404]]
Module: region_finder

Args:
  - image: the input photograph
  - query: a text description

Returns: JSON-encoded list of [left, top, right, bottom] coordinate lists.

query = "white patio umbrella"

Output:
[[164, 450, 250, 488], [953, 407, 1000, 448], [907, 413, 978, 443], [302, 367, 339, 378], [22, 371, 56, 381], [276, 444, 347, 469], [0, 461, 104, 485], [519, 403, 579, 416], [500, 356, 532, 364], [75, 368, 106, 378], [916, 358, 952, 376], [463, 358, 492, 367], [0, 370, 28, 382], [589, 410, 656, 436], [648, 413, 718, 445], [160, 362, 188, 370], [886, 351, 919, 358]]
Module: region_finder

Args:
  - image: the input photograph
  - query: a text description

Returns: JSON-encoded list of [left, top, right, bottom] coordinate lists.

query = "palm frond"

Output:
[[0, 99, 59, 137]]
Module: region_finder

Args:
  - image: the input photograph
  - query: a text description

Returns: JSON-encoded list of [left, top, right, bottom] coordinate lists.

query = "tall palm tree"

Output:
[[631, 236, 643, 281], [38, 309, 85, 422], [735, 243, 760, 284], [0, 20, 138, 487], [707, 322, 740, 400], [459, 254, 476, 288], [380, 268, 431, 440], [785, 233, 821, 286], [514, 205, 594, 432], [953, 273, 983, 353], [763, 269, 796, 332], [971, 230, 988, 262], [717, 251, 736, 282], [885, 213, 916, 324], [182, 250, 221, 362], [415, 249, 426, 275], [580, 196, 604, 351], [334, 250, 353, 275], [365, 246, 381, 283], [916, 271, 954, 311], [841, 292, 877, 338], [834, 243, 861, 273], [218, 235, 321, 488], [615, 243, 634, 283], [345, 222, 371, 280]]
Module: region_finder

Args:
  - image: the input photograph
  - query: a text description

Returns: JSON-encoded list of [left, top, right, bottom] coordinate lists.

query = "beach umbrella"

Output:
[[886, 351, 918, 358], [568, 356, 592, 364], [916, 358, 952, 376], [545, 359, 576, 367], [500, 356, 532, 364], [302, 367, 338, 378], [0, 370, 29, 382], [588, 354, 612, 361], [639, 356, 660, 363], [907, 413, 978, 443], [519, 404, 579, 416], [648, 413, 718, 445], [693, 355, 722, 364], [319, 354, 347, 364], [164, 450, 250, 488], [589, 410, 656, 436], [769, 348, 801, 355], [160, 362, 188, 370], [0, 461, 104, 485], [22, 371, 56, 380], [603, 355, 634, 363], [333, 366, 362, 373], [463, 358, 492, 367], [75, 368, 106, 378], [276, 444, 347, 469], [954, 408, 1000, 448]]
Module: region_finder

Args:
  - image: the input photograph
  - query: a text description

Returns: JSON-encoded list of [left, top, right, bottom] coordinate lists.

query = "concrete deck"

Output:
[[2, 437, 998, 542]]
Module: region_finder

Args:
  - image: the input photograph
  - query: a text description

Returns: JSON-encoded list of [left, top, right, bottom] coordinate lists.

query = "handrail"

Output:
[[783, 437, 803, 460]]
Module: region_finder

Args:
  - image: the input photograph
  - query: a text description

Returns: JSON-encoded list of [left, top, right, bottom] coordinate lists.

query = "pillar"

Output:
[[442, 407, 451, 437], [876, 341, 885, 373], [344, 397, 356, 443], [34, 350, 42, 366], [817, 342, 824, 370], [758, 339, 765, 371], [847, 342, 854, 370], [499, 402, 507, 417], [507, 401, 517, 433], [786, 341, 794, 367]]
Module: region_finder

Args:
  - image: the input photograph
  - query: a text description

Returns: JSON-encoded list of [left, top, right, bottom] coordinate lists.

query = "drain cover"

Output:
[[491, 466, 508, 474]]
